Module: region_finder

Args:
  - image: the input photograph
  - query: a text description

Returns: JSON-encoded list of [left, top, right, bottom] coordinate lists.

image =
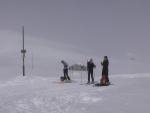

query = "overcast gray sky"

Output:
[[0, 0, 150, 60]]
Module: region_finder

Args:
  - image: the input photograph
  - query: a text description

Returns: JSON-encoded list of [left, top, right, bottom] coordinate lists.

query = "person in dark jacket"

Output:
[[61, 60, 70, 81], [87, 59, 96, 84], [101, 56, 110, 84]]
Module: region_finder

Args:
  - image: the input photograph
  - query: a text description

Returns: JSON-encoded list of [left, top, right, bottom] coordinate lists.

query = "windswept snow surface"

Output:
[[0, 73, 150, 113]]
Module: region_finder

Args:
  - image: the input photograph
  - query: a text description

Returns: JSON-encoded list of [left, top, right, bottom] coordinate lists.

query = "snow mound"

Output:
[[0, 75, 52, 87]]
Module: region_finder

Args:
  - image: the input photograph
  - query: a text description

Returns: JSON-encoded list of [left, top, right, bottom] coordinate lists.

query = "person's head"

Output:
[[104, 56, 108, 60], [90, 59, 93, 63], [61, 60, 64, 64]]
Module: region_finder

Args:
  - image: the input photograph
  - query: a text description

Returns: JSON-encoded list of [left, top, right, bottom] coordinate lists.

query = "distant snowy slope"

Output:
[[0, 30, 150, 81], [0, 30, 91, 80]]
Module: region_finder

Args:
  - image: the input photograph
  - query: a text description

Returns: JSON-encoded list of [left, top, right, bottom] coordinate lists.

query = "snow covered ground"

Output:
[[0, 72, 150, 113]]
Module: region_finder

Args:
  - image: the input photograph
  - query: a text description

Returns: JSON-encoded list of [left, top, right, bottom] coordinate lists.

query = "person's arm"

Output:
[[87, 62, 89, 70], [93, 63, 96, 68], [101, 61, 103, 66]]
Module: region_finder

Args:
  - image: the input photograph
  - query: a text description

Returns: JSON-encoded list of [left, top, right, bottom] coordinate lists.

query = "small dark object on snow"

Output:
[[60, 76, 66, 82]]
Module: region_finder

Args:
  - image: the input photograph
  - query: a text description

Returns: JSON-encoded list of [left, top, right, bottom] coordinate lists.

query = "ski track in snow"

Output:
[[0, 73, 150, 113]]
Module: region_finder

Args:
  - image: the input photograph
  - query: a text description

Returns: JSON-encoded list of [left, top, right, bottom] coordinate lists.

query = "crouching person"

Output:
[[100, 75, 106, 85]]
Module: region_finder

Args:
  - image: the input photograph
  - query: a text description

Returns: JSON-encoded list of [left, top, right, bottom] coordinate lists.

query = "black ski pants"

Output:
[[105, 75, 109, 83], [102, 68, 109, 83], [63, 68, 70, 80], [88, 71, 94, 82]]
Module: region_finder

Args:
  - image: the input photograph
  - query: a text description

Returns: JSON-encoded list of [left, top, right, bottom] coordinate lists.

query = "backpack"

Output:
[[60, 76, 66, 82], [100, 75, 106, 85]]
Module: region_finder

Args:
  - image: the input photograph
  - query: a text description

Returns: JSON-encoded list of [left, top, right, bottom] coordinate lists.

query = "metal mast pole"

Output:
[[32, 53, 33, 70], [21, 26, 26, 76]]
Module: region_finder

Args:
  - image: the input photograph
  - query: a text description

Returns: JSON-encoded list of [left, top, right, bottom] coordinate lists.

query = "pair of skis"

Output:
[[93, 83, 114, 87], [53, 80, 75, 84]]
